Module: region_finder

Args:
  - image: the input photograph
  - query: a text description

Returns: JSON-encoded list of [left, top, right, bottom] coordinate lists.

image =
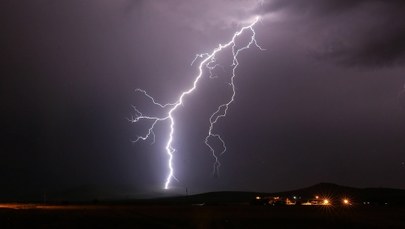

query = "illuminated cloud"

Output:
[[256, 0, 405, 67]]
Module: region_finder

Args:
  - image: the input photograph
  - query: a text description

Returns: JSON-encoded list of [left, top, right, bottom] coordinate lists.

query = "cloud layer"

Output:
[[257, 0, 405, 67]]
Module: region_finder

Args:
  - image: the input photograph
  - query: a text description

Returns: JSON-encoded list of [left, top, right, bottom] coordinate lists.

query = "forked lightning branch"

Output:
[[130, 17, 263, 189]]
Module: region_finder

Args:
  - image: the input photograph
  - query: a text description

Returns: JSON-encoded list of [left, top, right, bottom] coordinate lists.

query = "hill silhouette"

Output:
[[271, 182, 405, 205], [141, 183, 405, 206], [7, 183, 404, 205]]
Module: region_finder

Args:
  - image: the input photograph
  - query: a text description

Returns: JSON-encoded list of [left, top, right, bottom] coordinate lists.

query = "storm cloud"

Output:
[[257, 0, 405, 67]]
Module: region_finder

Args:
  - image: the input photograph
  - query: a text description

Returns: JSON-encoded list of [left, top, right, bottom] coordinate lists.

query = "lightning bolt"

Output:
[[130, 16, 263, 189]]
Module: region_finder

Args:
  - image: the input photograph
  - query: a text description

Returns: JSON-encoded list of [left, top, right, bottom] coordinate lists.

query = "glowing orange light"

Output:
[[323, 199, 330, 205], [343, 199, 350, 205], [256, 196, 261, 200]]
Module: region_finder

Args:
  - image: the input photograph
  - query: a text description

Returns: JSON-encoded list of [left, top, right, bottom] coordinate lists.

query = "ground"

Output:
[[0, 204, 404, 228]]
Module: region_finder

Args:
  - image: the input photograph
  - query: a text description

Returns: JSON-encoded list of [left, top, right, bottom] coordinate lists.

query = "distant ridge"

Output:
[[4, 183, 404, 204], [272, 182, 405, 204], [141, 183, 405, 206]]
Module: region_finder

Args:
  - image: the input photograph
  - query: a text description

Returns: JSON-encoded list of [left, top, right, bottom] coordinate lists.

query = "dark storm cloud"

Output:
[[123, 0, 145, 13], [258, 0, 368, 15], [257, 0, 405, 67], [124, 0, 261, 32]]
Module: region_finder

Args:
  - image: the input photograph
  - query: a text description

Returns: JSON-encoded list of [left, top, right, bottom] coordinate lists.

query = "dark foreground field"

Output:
[[1, 204, 404, 228]]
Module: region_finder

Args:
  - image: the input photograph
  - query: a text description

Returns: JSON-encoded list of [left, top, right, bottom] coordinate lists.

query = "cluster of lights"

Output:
[[315, 195, 352, 206], [253, 194, 355, 207]]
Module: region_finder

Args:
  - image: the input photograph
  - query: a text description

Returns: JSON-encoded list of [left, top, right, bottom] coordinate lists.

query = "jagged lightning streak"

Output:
[[130, 16, 263, 189]]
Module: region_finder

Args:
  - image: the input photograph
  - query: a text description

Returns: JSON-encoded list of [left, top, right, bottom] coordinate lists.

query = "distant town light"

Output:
[[315, 195, 319, 199], [256, 196, 261, 200], [343, 199, 350, 205], [323, 199, 330, 205]]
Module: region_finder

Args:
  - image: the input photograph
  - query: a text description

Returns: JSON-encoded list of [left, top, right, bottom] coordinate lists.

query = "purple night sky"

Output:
[[1, 0, 405, 199]]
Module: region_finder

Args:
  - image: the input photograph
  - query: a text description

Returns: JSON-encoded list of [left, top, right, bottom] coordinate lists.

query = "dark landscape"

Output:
[[1, 183, 405, 228]]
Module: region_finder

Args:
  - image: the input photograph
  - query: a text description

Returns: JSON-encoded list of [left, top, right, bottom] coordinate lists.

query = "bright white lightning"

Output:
[[130, 16, 263, 189]]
